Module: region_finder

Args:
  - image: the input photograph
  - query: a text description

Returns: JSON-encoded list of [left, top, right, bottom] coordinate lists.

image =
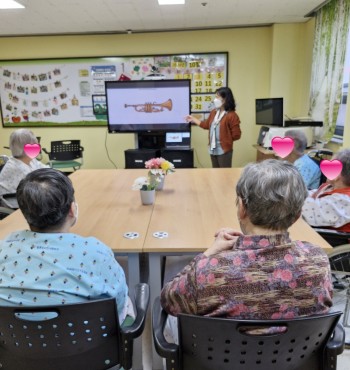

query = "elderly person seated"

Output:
[[161, 159, 332, 342], [0, 168, 134, 326], [302, 148, 350, 233], [0, 129, 47, 209], [284, 129, 321, 189]]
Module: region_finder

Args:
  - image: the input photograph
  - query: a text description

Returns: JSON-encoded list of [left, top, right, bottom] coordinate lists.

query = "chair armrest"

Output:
[[326, 322, 345, 356], [152, 297, 179, 365], [121, 283, 149, 339], [120, 283, 149, 370]]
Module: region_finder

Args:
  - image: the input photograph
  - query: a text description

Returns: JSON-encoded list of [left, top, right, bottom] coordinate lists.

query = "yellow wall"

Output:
[[0, 23, 317, 168]]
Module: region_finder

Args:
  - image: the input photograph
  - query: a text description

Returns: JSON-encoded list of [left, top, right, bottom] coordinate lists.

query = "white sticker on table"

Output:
[[123, 232, 140, 239], [153, 231, 169, 239]]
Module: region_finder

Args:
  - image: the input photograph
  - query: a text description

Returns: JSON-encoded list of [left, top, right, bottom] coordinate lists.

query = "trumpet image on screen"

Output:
[[124, 99, 172, 113]]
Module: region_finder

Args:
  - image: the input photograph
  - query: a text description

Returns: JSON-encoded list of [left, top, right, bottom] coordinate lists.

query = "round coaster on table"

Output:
[[153, 231, 169, 239], [123, 231, 140, 239]]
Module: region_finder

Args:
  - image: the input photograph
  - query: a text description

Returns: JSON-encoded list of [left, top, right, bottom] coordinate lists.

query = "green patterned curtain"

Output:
[[309, 0, 350, 140]]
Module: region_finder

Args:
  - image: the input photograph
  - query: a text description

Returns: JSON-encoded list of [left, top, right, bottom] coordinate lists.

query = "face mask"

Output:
[[214, 98, 223, 109]]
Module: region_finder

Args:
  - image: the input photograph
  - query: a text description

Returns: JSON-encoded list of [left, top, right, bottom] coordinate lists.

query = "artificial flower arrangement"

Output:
[[132, 175, 160, 191], [144, 157, 175, 177], [132, 157, 175, 193]]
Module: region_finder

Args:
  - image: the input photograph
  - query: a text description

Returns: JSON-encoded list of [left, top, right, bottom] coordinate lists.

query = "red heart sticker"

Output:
[[271, 137, 294, 158], [24, 144, 41, 159], [320, 160, 343, 180]]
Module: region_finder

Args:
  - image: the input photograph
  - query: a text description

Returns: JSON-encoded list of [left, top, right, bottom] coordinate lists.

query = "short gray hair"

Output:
[[9, 129, 38, 158], [335, 148, 350, 186], [236, 159, 308, 231], [285, 129, 307, 154]]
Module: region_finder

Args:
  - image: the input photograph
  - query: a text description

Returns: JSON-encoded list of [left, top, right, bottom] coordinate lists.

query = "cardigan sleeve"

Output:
[[228, 111, 241, 141]]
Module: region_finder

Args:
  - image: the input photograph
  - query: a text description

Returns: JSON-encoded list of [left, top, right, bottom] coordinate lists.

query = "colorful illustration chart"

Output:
[[0, 53, 227, 127]]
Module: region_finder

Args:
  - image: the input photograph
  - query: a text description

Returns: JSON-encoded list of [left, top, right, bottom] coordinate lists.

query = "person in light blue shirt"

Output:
[[0, 168, 134, 324], [285, 129, 321, 190]]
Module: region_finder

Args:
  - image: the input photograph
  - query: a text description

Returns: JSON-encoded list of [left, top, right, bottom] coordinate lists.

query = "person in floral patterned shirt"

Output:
[[161, 159, 333, 341]]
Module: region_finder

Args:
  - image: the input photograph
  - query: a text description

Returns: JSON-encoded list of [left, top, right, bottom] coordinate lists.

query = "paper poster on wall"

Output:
[[0, 53, 227, 127]]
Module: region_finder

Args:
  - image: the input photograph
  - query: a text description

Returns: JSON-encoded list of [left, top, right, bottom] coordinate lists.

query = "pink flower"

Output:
[[246, 250, 256, 261], [273, 269, 293, 282], [280, 270, 293, 282], [198, 258, 208, 269], [178, 278, 186, 294], [242, 237, 253, 246], [258, 238, 270, 247], [207, 273, 215, 284], [197, 274, 206, 285], [284, 254, 294, 264], [210, 258, 218, 266], [283, 311, 295, 319], [233, 256, 242, 266], [289, 281, 297, 289], [229, 303, 248, 316], [271, 312, 282, 319]]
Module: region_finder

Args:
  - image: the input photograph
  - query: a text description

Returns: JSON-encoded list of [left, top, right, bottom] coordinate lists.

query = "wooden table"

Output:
[[0, 168, 333, 370]]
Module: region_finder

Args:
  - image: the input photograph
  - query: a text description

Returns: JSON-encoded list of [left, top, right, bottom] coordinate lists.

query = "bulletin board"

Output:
[[0, 52, 228, 127]]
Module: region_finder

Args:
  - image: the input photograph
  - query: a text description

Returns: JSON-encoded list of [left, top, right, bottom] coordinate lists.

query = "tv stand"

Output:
[[125, 132, 193, 168], [136, 132, 166, 150]]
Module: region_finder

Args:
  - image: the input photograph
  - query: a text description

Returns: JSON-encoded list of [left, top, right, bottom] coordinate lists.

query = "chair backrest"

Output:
[[176, 311, 342, 370], [0, 298, 122, 370], [49, 140, 83, 161]]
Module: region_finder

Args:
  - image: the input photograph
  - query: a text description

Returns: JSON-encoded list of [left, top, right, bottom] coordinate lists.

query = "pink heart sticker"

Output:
[[24, 144, 41, 159], [320, 160, 343, 180], [271, 136, 295, 158]]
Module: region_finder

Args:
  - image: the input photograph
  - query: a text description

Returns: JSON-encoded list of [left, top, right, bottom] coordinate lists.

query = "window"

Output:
[[333, 27, 350, 142]]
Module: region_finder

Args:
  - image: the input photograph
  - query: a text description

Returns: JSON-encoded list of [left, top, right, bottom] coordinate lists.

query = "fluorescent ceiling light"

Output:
[[158, 0, 185, 5], [0, 0, 24, 9]]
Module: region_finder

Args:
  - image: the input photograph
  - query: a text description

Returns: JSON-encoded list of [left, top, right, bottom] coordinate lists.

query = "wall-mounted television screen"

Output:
[[106, 79, 191, 133], [255, 98, 284, 126]]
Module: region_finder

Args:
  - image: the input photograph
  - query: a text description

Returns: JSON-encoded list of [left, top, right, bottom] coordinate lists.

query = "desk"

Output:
[[253, 144, 277, 161], [144, 168, 333, 369]]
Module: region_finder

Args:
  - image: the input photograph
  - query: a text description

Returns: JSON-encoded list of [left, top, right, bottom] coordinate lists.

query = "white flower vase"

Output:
[[150, 173, 165, 191], [140, 189, 155, 205], [156, 175, 165, 191]]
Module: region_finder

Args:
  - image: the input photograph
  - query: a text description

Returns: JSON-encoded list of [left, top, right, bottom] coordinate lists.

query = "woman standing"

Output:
[[186, 87, 241, 168]]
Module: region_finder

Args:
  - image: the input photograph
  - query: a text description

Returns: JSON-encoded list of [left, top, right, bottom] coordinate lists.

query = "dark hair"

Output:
[[17, 168, 75, 231], [216, 87, 236, 111]]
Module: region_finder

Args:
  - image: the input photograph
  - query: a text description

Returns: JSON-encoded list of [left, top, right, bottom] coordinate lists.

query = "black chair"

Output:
[[0, 193, 17, 220], [328, 244, 350, 347], [43, 140, 84, 172], [307, 149, 333, 186], [152, 297, 345, 370], [0, 283, 149, 370], [314, 228, 350, 248]]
